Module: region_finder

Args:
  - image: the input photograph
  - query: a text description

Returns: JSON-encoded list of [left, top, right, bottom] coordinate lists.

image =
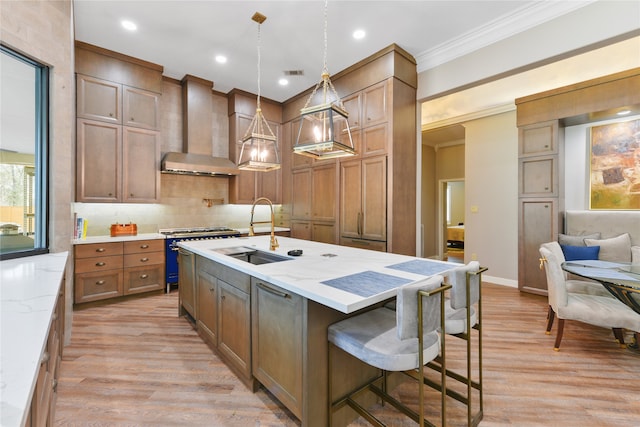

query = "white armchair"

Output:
[[539, 244, 640, 350]]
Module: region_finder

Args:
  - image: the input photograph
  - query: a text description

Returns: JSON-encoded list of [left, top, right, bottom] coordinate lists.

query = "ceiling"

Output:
[[72, 1, 592, 103]]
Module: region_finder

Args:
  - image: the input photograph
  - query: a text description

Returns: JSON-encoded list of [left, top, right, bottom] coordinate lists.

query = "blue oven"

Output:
[[160, 227, 241, 292]]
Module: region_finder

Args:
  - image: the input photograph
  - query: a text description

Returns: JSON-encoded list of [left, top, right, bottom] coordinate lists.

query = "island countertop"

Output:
[[178, 236, 457, 313]]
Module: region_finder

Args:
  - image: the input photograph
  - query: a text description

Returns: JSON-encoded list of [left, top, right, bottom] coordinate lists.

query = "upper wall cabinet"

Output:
[[77, 74, 160, 131]]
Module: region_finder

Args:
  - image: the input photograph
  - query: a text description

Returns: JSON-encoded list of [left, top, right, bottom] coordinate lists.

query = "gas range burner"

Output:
[[159, 226, 241, 238]]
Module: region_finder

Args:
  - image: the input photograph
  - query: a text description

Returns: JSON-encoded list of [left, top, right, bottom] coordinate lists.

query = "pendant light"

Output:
[[293, 0, 356, 159], [237, 12, 280, 171]]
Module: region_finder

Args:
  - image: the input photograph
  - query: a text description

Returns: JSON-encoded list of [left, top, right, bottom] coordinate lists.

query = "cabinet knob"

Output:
[[96, 248, 106, 253], [130, 117, 135, 121], [96, 261, 106, 267], [140, 257, 149, 262], [108, 193, 113, 196], [41, 352, 50, 364], [544, 205, 549, 208], [209, 287, 215, 293], [140, 244, 149, 249], [221, 295, 226, 300], [96, 280, 105, 285], [140, 274, 149, 279], [544, 144, 549, 148], [109, 112, 113, 117], [130, 193, 134, 197], [544, 187, 549, 190]]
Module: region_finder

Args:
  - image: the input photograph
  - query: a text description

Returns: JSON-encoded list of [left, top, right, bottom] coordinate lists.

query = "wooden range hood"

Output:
[[161, 74, 238, 176]]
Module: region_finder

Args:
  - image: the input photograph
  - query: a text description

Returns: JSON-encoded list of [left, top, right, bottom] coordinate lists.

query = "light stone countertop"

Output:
[[0, 251, 69, 427], [179, 236, 457, 314], [234, 226, 290, 235], [72, 233, 166, 245]]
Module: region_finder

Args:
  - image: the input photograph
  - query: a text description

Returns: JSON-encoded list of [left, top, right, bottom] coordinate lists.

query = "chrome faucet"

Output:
[[249, 197, 279, 251]]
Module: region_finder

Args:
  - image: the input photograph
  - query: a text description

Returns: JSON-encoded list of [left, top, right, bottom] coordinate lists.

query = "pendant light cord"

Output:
[[256, 21, 262, 110]]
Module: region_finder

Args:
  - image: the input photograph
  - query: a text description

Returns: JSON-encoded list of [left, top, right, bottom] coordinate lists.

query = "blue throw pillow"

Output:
[[561, 244, 600, 261]]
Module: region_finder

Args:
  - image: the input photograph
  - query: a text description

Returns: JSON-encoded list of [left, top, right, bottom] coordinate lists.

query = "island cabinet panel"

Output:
[[196, 268, 218, 346], [252, 278, 304, 419], [188, 255, 256, 389], [178, 248, 196, 319]]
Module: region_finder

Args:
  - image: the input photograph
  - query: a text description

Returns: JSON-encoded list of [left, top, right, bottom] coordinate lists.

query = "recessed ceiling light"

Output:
[[617, 110, 631, 116], [278, 78, 289, 86], [215, 55, 227, 64], [353, 29, 366, 40], [121, 20, 137, 31]]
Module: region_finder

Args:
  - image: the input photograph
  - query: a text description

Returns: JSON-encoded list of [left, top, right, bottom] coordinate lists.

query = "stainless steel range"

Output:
[[160, 226, 241, 292]]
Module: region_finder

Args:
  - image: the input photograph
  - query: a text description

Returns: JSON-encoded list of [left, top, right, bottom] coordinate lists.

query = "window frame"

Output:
[[0, 45, 49, 260]]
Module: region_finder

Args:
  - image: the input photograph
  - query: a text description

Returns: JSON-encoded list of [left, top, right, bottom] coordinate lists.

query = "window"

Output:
[[0, 45, 49, 259]]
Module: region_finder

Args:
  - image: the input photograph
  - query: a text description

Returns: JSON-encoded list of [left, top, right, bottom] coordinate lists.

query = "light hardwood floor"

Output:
[[54, 283, 640, 426]]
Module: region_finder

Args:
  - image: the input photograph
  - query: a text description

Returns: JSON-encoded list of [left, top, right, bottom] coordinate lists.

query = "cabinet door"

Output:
[[361, 156, 387, 241], [362, 123, 387, 157], [291, 168, 312, 219], [312, 222, 337, 244], [178, 249, 196, 319], [197, 269, 218, 346], [74, 270, 123, 304], [123, 85, 160, 130], [76, 118, 121, 202], [362, 80, 388, 128], [77, 74, 121, 124], [122, 127, 160, 202], [252, 278, 303, 419], [519, 155, 557, 197], [312, 163, 337, 222], [124, 264, 163, 295], [290, 221, 311, 240], [341, 92, 361, 131], [518, 199, 557, 295], [519, 120, 558, 157], [340, 159, 362, 239], [218, 279, 251, 379]]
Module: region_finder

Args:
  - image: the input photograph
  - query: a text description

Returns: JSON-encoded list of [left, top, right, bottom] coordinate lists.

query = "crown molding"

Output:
[[415, 1, 596, 73], [421, 103, 515, 131]]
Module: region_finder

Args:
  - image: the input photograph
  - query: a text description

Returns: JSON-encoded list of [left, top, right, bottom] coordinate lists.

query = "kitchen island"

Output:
[[178, 236, 456, 426]]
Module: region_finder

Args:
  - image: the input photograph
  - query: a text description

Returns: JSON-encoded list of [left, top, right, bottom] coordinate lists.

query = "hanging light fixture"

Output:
[[237, 12, 281, 171], [293, 0, 356, 159]]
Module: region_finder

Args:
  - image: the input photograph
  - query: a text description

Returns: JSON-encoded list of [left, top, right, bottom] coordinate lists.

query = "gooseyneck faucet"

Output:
[[249, 197, 279, 251]]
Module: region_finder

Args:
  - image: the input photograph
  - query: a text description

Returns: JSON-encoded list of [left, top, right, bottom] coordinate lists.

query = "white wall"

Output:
[[463, 111, 519, 286]]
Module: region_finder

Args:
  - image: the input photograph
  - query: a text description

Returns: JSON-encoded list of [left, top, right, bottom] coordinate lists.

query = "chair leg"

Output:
[[545, 305, 555, 335], [553, 319, 564, 351], [612, 328, 626, 347]]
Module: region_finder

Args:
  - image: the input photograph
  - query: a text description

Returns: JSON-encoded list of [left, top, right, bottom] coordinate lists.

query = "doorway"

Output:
[[438, 179, 465, 263]]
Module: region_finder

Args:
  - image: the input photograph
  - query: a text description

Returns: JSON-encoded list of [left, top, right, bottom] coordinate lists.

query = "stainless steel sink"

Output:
[[212, 246, 292, 265]]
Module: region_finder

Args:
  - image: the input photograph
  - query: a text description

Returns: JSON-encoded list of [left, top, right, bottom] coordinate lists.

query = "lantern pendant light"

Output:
[[293, 0, 356, 159], [237, 12, 281, 171]]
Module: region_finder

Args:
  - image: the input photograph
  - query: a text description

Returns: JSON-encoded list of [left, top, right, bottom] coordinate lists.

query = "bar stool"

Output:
[[426, 261, 487, 427], [328, 275, 451, 427]]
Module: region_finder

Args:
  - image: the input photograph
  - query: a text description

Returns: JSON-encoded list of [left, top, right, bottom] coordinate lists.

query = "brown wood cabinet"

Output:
[[182, 254, 255, 388], [27, 277, 65, 427], [76, 72, 161, 203], [75, 239, 164, 304], [290, 163, 339, 244], [517, 120, 563, 295], [282, 46, 417, 255], [252, 278, 304, 419], [340, 156, 387, 246]]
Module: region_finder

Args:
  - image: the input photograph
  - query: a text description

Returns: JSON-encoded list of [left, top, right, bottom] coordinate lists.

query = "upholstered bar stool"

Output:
[[425, 261, 487, 427], [328, 275, 451, 427]]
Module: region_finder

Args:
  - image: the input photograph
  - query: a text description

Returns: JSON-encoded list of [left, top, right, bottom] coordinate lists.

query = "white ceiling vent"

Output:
[[283, 70, 304, 76]]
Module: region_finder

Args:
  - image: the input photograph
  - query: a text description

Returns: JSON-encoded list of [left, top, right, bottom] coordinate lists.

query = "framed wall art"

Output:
[[589, 118, 640, 210]]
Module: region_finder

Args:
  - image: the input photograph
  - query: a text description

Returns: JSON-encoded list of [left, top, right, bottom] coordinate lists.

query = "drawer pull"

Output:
[[140, 274, 149, 279], [96, 280, 106, 285], [41, 352, 50, 364], [96, 248, 106, 253], [140, 244, 149, 249], [257, 282, 290, 299], [140, 257, 149, 262], [52, 379, 58, 392], [96, 262, 106, 267]]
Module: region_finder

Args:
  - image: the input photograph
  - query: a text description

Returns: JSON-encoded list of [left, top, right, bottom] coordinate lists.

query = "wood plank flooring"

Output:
[[54, 283, 640, 426]]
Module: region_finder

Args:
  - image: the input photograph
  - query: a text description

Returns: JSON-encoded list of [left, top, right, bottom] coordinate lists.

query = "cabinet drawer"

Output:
[[75, 242, 123, 258], [124, 265, 164, 295], [123, 251, 164, 267], [123, 239, 164, 254], [74, 270, 123, 303], [75, 254, 123, 273]]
